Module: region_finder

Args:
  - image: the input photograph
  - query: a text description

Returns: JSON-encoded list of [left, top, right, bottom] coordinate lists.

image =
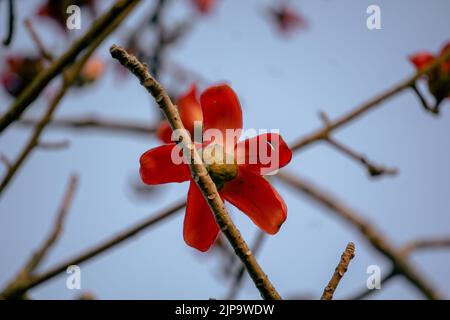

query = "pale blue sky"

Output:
[[1, 0, 450, 299]]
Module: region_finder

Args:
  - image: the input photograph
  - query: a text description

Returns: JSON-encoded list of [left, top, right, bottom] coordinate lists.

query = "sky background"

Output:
[[1, 0, 450, 299]]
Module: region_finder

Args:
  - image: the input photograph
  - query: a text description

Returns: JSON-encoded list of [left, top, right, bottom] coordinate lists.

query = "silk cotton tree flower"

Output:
[[140, 84, 292, 251], [409, 42, 450, 109]]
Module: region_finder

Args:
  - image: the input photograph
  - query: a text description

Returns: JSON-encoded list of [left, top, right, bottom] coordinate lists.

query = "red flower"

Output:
[[140, 84, 292, 251], [191, 0, 216, 14], [409, 52, 435, 70], [75, 57, 105, 87], [157, 84, 203, 143], [36, 0, 97, 30], [1, 54, 44, 97], [409, 41, 450, 104], [268, 5, 307, 35]]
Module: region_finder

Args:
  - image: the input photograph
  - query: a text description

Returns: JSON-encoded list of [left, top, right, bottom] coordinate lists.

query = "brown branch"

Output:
[[0, 154, 11, 169], [289, 48, 450, 152], [321, 242, 355, 300], [18, 116, 156, 137], [0, 0, 141, 133], [316, 112, 397, 178], [410, 83, 439, 115], [347, 236, 450, 300], [37, 140, 71, 151], [1, 174, 79, 299], [24, 18, 53, 62], [110, 45, 282, 300], [324, 137, 398, 178], [401, 237, 450, 256], [0, 200, 186, 299], [348, 269, 397, 300], [226, 231, 266, 300], [0, 2, 136, 197], [2, 0, 15, 46], [23, 174, 79, 273], [277, 171, 442, 299]]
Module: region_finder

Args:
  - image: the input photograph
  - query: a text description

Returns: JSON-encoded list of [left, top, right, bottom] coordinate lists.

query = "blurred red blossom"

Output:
[[140, 84, 292, 252], [157, 84, 203, 143], [410, 41, 450, 105], [75, 57, 105, 87], [1, 54, 44, 97], [191, 0, 216, 14], [268, 4, 307, 35]]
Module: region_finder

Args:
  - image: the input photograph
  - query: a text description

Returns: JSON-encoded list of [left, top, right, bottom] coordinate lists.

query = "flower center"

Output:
[[202, 144, 238, 189]]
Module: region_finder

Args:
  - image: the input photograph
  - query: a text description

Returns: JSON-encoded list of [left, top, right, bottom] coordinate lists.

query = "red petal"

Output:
[[156, 121, 173, 144], [178, 84, 203, 136], [156, 85, 202, 144], [192, 0, 215, 14], [139, 144, 191, 184], [184, 181, 219, 251], [235, 133, 292, 175], [221, 168, 287, 234], [409, 52, 435, 70], [200, 84, 243, 150]]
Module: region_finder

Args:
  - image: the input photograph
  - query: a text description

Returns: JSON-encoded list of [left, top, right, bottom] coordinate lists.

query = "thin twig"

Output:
[[277, 171, 442, 299], [2, 0, 15, 46], [0, 154, 11, 169], [37, 140, 71, 151], [317, 111, 397, 178], [410, 83, 439, 115], [348, 269, 397, 300], [401, 237, 450, 256], [347, 237, 450, 300], [0, 1, 136, 197], [321, 242, 355, 300], [19, 116, 156, 136], [24, 174, 79, 273], [226, 231, 266, 300], [24, 18, 53, 61], [289, 48, 450, 152], [0, 174, 79, 299], [0, 0, 141, 133], [0, 200, 186, 299], [110, 45, 282, 300], [324, 137, 398, 178]]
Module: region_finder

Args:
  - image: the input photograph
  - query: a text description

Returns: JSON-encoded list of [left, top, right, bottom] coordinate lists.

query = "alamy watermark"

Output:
[[367, 5, 381, 30], [66, 5, 81, 30], [169, 124, 283, 176], [366, 265, 382, 290], [66, 265, 81, 290]]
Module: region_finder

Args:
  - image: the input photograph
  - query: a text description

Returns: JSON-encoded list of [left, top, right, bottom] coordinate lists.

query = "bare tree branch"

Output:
[[401, 237, 450, 256], [0, 174, 79, 299], [289, 49, 450, 152], [37, 140, 71, 151], [410, 83, 440, 115], [0, 2, 137, 197], [0, 0, 141, 133], [19, 116, 156, 137], [2, 0, 15, 46], [347, 237, 450, 300], [226, 231, 266, 300], [324, 136, 398, 178], [277, 171, 442, 299], [24, 18, 53, 62], [321, 242, 355, 300], [0, 200, 186, 299]]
